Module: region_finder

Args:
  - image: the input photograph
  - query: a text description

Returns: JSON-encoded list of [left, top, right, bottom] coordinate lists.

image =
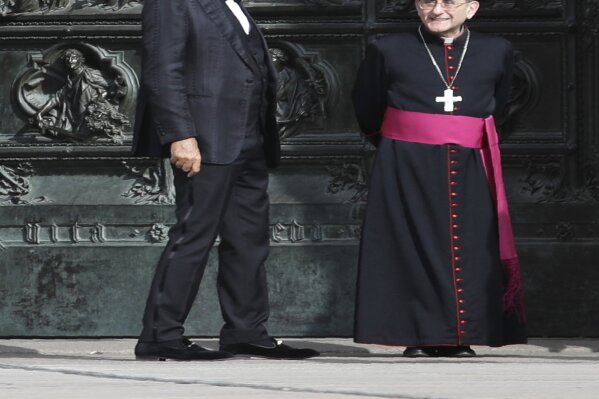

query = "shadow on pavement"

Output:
[[2, 339, 599, 363]]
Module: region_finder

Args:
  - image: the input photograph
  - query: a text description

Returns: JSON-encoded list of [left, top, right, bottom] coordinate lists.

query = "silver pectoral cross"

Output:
[[436, 88, 462, 112]]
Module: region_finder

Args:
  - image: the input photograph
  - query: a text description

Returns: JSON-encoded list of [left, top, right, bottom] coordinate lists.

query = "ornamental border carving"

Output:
[[0, 220, 365, 246]]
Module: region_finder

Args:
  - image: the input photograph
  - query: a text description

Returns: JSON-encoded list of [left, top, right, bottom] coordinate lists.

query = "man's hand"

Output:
[[170, 137, 201, 177]]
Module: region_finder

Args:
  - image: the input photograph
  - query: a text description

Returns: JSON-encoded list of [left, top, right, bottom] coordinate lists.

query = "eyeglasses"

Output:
[[417, 0, 471, 11]]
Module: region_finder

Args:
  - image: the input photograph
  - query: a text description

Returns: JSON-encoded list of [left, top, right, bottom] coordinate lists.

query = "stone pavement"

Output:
[[0, 338, 598, 399]]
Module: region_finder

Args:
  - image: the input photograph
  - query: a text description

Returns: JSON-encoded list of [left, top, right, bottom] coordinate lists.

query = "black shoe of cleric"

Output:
[[135, 338, 233, 361], [403, 347, 436, 357], [436, 346, 477, 358], [221, 338, 320, 359]]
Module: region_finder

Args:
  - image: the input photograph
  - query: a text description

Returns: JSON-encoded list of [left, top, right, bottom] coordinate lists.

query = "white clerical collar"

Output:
[[442, 26, 468, 44], [225, 0, 251, 35]]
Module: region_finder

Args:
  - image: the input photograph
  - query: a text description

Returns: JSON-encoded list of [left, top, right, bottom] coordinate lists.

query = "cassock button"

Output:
[[459, 299, 465, 304], [456, 277, 463, 283], [454, 106, 461, 111], [460, 320, 468, 325], [450, 160, 458, 165], [450, 171, 458, 176], [452, 86, 459, 90], [451, 192, 458, 197], [457, 288, 464, 293], [448, 65, 456, 70], [450, 148, 458, 153], [460, 330, 467, 335], [453, 246, 460, 251], [452, 214, 459, 219], [449, 75, 455, 80], [459, 310, 465, 314], [448, 55, 454, 60], [453, 235, 460, 240], [447, 45, 454, 51], [451, 203, 459, 208], [454, 256, 461, 261], [455, 267, 463, 272], [450, 181, 457, 186], [453, 224, 459, 229]]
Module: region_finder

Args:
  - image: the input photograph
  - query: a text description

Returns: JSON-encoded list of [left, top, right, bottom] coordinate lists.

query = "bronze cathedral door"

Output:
[[0, 0, 596, 337]]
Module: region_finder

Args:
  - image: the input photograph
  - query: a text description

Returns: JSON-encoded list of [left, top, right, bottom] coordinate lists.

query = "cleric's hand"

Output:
[[170, 137, 201, 177]]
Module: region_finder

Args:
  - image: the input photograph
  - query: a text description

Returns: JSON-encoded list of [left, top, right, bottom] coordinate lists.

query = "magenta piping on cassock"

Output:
[[380, 107, 526, 322]]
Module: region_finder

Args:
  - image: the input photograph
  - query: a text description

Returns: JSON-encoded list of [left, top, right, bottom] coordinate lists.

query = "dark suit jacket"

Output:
[[132, 0, 280, 168]]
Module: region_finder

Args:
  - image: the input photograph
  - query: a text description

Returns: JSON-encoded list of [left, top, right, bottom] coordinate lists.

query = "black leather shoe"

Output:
[[135, 338, 233, 361], [220, 339, 319, 359], [437, 346, 477, 358], [403, 347, 436, 357]]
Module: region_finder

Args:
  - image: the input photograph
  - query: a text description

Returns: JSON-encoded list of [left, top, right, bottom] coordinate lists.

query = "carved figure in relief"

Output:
[[102, 0, 140, 9], [42, 0, 71, 10], [269, 46, 331, 139], [1, 0, 39, 14], [88, 0, 142, 10], [270, 48, 310, 136], [31, 49, 129, 143], [0, 0, 15, 15]]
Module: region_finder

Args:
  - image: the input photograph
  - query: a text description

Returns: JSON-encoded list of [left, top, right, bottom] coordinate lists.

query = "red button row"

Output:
[[449, 146, 467, 337]]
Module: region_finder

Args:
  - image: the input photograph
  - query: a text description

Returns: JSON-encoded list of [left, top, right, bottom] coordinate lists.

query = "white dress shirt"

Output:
[[225, 0, 251, 35]]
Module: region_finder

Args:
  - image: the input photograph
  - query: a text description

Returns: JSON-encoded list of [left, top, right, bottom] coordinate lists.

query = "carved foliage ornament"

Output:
[[148, 223, 169, 243], [0, 163, 33, 204], [0, 163, 52, 205], [269, 42, 340, 140], [327, 158, 372, 203], [122, 159, 175, 205], [519, 158, 598, 204], [12, 43, 138, 145]]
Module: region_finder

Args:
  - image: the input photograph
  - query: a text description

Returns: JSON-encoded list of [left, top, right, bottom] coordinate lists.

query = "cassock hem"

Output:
[[353, 336, 528, 347]]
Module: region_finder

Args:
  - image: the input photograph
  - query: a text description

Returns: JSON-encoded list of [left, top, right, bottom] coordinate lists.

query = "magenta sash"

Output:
[[380, 107, 525, 321]]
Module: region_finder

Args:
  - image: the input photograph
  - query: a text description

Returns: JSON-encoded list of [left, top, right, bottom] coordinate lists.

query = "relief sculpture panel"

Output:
[[269, 42, 340, 140], [10, 43, 138, 147]]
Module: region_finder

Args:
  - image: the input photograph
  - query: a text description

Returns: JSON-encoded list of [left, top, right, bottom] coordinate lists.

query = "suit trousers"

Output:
[[139, 130, 271, 346]]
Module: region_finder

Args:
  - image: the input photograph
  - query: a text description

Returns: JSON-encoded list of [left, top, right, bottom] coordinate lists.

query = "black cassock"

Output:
[[352, 28, 527, 347]]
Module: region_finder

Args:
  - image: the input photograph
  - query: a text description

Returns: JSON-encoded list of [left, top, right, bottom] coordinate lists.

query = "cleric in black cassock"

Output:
[[352, 0, 527, 357]]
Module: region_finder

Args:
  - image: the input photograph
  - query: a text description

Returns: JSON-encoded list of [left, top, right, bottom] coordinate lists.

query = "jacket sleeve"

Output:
[[141, 0, 196, 145], [351, 41, 388, 146]]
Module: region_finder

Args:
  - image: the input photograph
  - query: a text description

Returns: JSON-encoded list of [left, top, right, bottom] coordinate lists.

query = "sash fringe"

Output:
[[502, 258, 526, 322]]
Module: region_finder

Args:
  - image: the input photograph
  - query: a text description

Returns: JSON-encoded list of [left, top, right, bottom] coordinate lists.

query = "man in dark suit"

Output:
[[132, 0, 319, 361]]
